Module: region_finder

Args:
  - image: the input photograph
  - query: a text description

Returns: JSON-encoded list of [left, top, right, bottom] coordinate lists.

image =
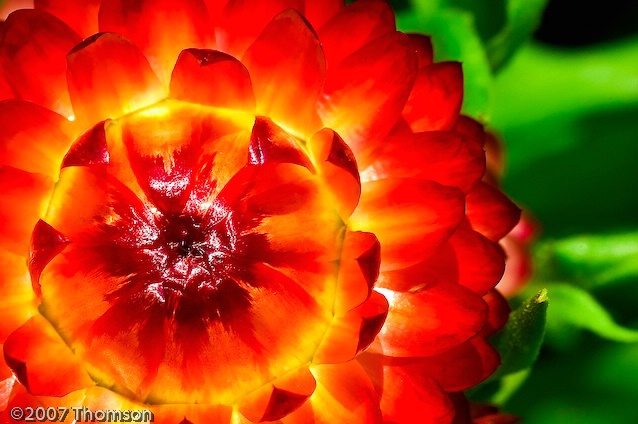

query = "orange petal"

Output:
[[215, 0, 304, 57], [98, 0, 214, 85], [2, 384, 87, 423], [61, 119, 110, 168], [0, 248, 37, 342], [248, 117, 314, 170], [0, 166, 53, 255], [466, 181, 521, 241], [34, 0, 100, 37], [152, 403, 232, 424], [369, 284, 487, 357], [281, 361, 382, 424], [349, 178, 465, 271], [408, 33, 434, 68], [451, 223, 506, 295], [314, 291, 388, 364], [302, 0, 343, 30], [334, 231, 380, 315], [170, 49, 255, 111], [66, 32, 165, 126], [358, 353, 455, 424], [242, 9, 325, 137], [0, 100, 75, 176], [317, 0, 395, 66], [3, 315, 94, 396], [361, 130, 486, 193], [28, 219, 70, 295], [0, 10, 79, 117], [237, 367, 316, 422], [403, 62, 463, 132], [308, 128, 360, 219], [319, 31, 417, 166]]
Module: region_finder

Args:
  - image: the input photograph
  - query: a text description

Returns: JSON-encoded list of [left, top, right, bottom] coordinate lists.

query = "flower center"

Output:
[[32, 101, 344, 404]]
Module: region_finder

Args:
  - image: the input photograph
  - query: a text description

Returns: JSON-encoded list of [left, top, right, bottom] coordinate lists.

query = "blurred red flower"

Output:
[[0, 1, 520, 422]]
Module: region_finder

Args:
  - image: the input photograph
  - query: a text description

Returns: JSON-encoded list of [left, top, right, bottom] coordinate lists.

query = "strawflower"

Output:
[[0, 0, 521, 423]]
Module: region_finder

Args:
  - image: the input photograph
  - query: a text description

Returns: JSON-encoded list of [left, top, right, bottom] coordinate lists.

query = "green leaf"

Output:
[[485, 0, 548, 71], [536, 232, 638, 290], [396, 8, 492, 119], [546, 284, 638, 343], [491, 289, 548, 379]]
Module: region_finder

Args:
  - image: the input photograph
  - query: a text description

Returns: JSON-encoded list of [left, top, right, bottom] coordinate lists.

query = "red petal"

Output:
[[0, 248, 37, 342], [242, 9, 325, 136], [308, 128, 361, 219], [66, 32, 164, 126], [334, 231, 380, 315], [302, 0, 343, 29], [314, 291, 388, 364], [170, 49, 255, 111], [0, 100, 75, 176], [317, 0, 395, 66], [358, 353, 455, 424], [466, 181, 521, 241], [409, 33, 434, 68], [0, 166, 53, 255], [319, 31, 417, 166], [361, 130, 486, 193], [215, 0, 304, 56], [369, 284, 488, 357], [3, 315, 93, 396], [0, 10, 79, 117], [451, 224, 506, 295], [98, 0, 214, 84], [237, 367, 316, 422], [35, 0, 100, 37], [281, 361, 383, 424], [350, 178, 465, 271], [61, 120, 110, 168], [151, 403, 232, 424], [28, 219, 69, 295], [248, 117, 314, 170], [481, 289, 511, 337], [403, 62, 463, 132]]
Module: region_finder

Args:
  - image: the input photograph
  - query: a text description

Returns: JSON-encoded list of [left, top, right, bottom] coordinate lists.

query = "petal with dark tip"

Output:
[[61, 120, 110, 168], [243, 10, 325, 137], [170, 49, 255, 111], [319, 32, 417, 166], [248, 117, 314, 170], [0, 10, 80, 117], [466, 181, 522, 241], [403, 62, 463, 132], [3, 315, 94, 396], [350, 179, 465, 271], [98, 0, 213, 84], [408, 33, 434, 68], [66, 32, 165, 126], [35, 0, 100, 37], [369, 284, 488, 357], [28, 220, 69, 295]]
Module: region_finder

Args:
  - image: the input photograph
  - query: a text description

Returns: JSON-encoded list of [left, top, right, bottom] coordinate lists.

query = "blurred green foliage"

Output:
[[394, 0, 638, 422]]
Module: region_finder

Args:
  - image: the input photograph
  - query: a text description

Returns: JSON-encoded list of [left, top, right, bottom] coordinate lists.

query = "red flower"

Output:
[[0, 1, 520, 423]]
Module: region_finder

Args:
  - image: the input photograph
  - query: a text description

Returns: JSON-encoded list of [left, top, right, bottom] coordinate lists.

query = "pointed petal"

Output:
[[281, 361, 382, 424], [3, 315, 94, 396], [0, 166, 53, 255], [451, 224, 506, 295], [170, 49, 255, 111], [403, 62, 463, 132], [0, 100, 76, 176], [466, 182, 521, 241], [369, 284, 488, 357], [242, 10, 325, 137], [98, 0, 214, 85], [248, 117, 314, 170], [308, 128, 360, 219], [361, 130, 486, 193], [482, 289, 511, 337], [28, 220, 69, 295], [319, 32, 417, 166], [0, 10, 80, 117], [358, 353, 455, 424], [61, 120, 110, 168], [237, 367, 316, 422], [0, 248, 37, 342], [349, 178, 465, 271], [66, 32, 165, 126], [314, 291, 387, 364], [35, 0, 101, 37], [318, 0, 395, 66], [215, 0, 304, 56]]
